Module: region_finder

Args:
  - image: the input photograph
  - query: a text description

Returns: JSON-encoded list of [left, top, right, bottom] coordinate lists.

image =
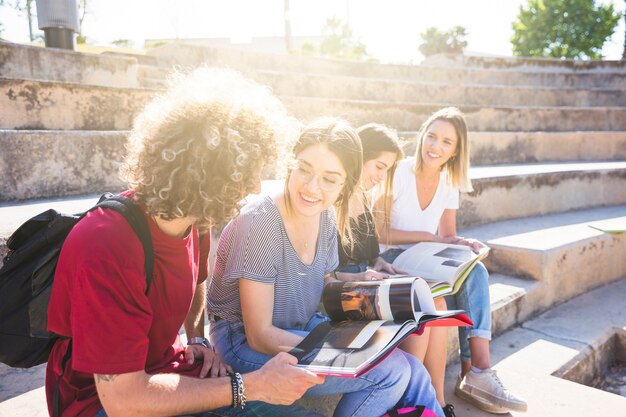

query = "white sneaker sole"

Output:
[[454, 384, 511, 414]]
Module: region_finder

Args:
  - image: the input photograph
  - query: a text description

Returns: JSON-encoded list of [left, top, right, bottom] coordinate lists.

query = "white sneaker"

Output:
[[455, 369, 528, 414]]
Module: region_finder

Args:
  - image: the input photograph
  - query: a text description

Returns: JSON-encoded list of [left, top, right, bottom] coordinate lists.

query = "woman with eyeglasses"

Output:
[[206, 118, 444, 417]]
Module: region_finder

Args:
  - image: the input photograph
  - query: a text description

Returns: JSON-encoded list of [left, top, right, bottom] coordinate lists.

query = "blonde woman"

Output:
[[377, 108, 528, 414]]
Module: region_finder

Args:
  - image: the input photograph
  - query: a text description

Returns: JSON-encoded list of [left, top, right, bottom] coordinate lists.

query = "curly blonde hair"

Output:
[[121, 67, 297, 230]]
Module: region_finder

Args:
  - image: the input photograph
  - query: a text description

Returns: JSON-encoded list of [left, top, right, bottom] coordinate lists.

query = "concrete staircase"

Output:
[[0, 40, 625, 416]]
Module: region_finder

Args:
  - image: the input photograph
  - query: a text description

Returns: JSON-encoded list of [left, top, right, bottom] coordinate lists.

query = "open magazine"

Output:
[[289, 277, 471, 377], [390, 242, 490, 297]]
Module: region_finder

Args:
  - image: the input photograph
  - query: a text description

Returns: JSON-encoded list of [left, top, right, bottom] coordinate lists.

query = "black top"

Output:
[[338, 209, 380, 266]]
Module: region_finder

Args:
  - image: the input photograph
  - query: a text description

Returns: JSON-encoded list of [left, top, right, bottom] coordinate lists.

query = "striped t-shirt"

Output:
[[206, 195, 339, 330]]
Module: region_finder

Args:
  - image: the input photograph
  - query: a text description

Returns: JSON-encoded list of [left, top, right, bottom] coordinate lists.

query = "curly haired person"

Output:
[[45, 67, 325, 417]]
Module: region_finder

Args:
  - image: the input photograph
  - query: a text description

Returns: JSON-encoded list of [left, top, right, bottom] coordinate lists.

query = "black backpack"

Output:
[[0, 193, 154, 368]]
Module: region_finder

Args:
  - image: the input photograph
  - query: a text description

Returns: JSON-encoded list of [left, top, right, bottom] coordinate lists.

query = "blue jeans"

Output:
[[336, 263, 369, 274], [95, 398, 320, 417], [210, 313, 444, 417], [381, 249, 492, 363]]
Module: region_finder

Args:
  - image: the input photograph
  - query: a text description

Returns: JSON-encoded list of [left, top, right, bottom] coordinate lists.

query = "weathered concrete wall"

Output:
[[0, 78, 154, 130], [0, 130, 127, 201], [459, 165, 626, 227], [0, 41, 139, 88]]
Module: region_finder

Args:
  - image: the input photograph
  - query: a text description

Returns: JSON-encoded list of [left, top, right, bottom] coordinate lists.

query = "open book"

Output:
[[391, 242, 490, 297], [289, 277, 471, 377]]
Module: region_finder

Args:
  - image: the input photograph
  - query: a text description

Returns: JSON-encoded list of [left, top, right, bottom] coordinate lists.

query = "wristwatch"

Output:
[[188, 337, 211, 349]]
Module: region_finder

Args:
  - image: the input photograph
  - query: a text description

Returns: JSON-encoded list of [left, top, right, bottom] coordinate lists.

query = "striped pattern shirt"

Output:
[[206, 195, 339, 330]]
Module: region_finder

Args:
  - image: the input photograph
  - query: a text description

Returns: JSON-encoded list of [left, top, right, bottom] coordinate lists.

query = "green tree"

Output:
[[418, 26, 468, 57], [511, 0, 621, 59], [318, 17, 370, 60]]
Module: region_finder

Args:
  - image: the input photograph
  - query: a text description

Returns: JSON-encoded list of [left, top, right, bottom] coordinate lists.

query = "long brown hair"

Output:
[[356, 123, 405, 240], [284, 118, 363, 248]]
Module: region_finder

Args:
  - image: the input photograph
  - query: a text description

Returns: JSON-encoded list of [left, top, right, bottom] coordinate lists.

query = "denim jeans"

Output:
[[336, 263, 369, 274], [380, 248, 492, 363], [209, 313, 444, 417], [95, 396, 321, 416]]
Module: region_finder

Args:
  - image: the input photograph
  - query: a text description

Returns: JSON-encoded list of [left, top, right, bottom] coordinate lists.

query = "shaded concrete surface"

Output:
[[442, 277, 626, 417]]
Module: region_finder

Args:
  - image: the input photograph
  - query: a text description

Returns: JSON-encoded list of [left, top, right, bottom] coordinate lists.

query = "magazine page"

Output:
[[323, 277, 421, 322], [391, 242, 478, 284], [291, 319, 416, 377]]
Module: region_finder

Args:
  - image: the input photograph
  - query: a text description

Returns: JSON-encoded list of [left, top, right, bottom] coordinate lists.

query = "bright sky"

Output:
[[1, 0, 624, 62]]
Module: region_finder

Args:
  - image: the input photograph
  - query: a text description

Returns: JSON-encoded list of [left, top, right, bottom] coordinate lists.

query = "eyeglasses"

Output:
[[289, 161, 345, 192]]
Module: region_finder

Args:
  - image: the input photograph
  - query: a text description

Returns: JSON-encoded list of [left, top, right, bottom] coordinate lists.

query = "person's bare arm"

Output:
[[239, 279, 304, 355], [184, 281, 206, 338], [439, 209, 487, 254], [94, 353, 324, 417]]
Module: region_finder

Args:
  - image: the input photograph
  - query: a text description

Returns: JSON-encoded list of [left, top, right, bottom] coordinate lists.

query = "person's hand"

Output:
[[184, 343, 232, 378], [251, 352, 325, 405], [372, 256, 405, 275], [358, 268, 388, 281], [463, 238, 489, 256], [441, 235, 488, 255]]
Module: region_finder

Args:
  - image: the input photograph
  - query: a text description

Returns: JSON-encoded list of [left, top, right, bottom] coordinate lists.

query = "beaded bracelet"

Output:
[[230, 372, 246, 409]]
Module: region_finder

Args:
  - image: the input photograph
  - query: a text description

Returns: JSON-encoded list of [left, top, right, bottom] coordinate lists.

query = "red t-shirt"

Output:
[[45, 195, 210, 417]]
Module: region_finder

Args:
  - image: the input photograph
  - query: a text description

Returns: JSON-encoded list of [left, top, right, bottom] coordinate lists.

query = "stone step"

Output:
[[251, 71, 626, 107], [0, 194, 99, 260], [0, 78, 155, 130], [0, 130, 127, 201], [259, 162, 626, 228], [443, 278, 626, 417], [400, 131, 626, 165], [423, 53, 626, 72], [459, 162, 626, 227], [0, 40, 139, 89], [137, 64, 173, 85], [4, 77, 626, 132], [461, 205, 626, 318], [283, 96, 626, 132], [137, 68, 626, 107], [146, 43, 626, 89], [3, 130, 624, 201]]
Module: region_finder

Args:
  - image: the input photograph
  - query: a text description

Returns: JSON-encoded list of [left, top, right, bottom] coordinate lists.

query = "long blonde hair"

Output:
[[413, 107, 473, 192]]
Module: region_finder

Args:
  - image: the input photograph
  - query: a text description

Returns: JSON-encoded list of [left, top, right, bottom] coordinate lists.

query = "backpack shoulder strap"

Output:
[[94, 195, 155, 294]]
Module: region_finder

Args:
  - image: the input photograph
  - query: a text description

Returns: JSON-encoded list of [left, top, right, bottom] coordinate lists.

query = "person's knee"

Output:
[[365, 349, 411, 389], [434, 296, 447, 310], [472, 262, 489, 282]]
